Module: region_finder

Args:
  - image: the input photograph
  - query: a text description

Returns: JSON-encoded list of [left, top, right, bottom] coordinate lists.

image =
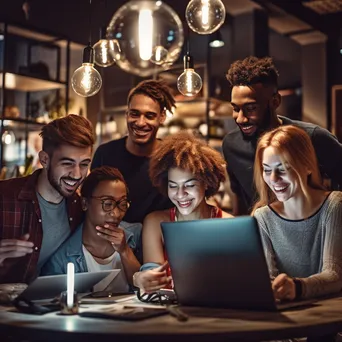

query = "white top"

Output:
[[82, 245, 129, 293]]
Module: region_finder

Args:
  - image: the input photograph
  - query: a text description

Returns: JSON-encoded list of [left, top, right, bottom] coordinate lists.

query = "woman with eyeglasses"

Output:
[[41, 166, 141, 292], [133, 131, 233, 294]]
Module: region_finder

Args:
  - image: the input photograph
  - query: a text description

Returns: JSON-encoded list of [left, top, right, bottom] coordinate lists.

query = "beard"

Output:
[[241, 106, 273, 142], [47, 167, 78, 198]]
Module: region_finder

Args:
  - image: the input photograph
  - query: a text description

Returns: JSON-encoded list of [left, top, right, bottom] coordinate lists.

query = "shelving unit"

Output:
[[0, 22, 73, 178]]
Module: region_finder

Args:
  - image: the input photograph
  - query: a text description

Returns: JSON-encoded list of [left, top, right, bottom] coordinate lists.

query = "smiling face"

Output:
[[167, 167, 206, 217], [42, 144, 92, 198], [84, 179, 128, 228], [231, 84, 279, 139], [126, 94, 166, 146], [262, 146, 304, 202]]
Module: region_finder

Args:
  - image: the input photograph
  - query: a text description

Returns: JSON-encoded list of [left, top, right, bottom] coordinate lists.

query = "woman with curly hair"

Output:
[[132, 131, 233, 293]]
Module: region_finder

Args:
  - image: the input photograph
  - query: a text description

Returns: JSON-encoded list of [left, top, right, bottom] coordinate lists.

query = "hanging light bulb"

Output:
[[71, 44, 102, 97], [1, 130, 15, 145], [107, 0, 184, 77], [177, 53, 202, 97], [150, 45, 168, 65], [186, 0, 226, 35], [93, 27, 121, 67]]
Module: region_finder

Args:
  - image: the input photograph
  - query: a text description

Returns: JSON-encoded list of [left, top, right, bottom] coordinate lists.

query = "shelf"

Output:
[[0, 117, 47, 125], [0, 72, 66, 91]]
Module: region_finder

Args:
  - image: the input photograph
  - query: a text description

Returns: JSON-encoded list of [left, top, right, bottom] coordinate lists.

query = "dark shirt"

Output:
[[222, 116, 342, 215], [91, 137, 172, 223], [0, 169, 83, 283]]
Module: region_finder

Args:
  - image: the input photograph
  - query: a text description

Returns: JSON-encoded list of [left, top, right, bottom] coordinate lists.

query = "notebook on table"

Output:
[[161, 216, 316, 311]]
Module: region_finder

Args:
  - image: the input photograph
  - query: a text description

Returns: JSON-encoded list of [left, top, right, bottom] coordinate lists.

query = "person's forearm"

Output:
[[120, 247, 141, 285], [300, 270, 342, 299]]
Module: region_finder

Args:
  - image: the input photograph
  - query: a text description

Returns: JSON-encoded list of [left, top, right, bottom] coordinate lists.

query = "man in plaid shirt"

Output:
[[0, 114, 95, 283]]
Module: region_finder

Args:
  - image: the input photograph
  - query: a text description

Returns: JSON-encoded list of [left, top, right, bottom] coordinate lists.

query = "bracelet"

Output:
[[293, 278, 302, 299], [133, 272, 140, 288]]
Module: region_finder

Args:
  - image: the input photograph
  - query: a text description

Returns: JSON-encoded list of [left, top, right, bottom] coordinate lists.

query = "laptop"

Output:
[[19, 270, 120, 301], [161, 216, 315, 311]]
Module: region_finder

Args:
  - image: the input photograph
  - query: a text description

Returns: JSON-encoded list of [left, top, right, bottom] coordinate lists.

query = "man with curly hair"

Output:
[[91, 80, 174, 223], [222, 56, 342, 215]]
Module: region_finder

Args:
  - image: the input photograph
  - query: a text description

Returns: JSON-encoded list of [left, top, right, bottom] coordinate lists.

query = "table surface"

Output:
[[1, 294, 342, 342]]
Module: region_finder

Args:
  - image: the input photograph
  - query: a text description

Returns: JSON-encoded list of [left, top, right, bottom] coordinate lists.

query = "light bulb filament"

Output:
[[201, 0, 209, 27], [186, 69, 194, 94], [80, 65, 92, 92], [139, 9, 153, 61], [101, 41, 108, 64]]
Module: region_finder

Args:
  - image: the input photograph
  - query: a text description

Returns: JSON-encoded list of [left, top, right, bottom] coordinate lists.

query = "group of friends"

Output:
[[0, 56, 342, 310]]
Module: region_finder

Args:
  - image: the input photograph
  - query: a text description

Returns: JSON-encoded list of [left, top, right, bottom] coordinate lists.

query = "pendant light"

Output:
[[186, 0, 226, 35], [71, 0, 102, 97], [177, 36, 202, 97]]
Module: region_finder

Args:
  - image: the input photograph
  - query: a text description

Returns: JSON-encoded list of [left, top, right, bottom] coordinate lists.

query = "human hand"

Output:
[[135, 262, 172, 294], [0, 234, 34, 266], [96, 223, 127, 254], [272, 273, 296, 301]]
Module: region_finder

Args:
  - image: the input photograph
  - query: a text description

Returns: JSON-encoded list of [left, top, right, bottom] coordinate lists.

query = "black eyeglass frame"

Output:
[[136, 289, 178, 305], [90, 196, 130, 213]]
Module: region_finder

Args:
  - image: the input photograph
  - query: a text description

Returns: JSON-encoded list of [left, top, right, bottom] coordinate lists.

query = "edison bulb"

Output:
[[186, 0, 226, 35], [177, 69, 202, 97], [93, 39, 121, 67], [150, 45, 168, 65], [107, 0, 184, 77], [71, 63, 102, 97]]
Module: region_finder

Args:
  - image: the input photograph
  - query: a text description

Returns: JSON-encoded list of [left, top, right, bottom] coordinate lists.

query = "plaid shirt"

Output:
[[0, 169, 83, 284]]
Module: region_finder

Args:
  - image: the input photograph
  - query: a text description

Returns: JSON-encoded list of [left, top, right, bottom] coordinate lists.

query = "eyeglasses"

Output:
[[90, 197, 130, 212], [137, 289, 178, 305]]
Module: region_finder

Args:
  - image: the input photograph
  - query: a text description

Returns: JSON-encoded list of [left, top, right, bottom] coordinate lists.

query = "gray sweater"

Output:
[[254, 191, 342, 299]]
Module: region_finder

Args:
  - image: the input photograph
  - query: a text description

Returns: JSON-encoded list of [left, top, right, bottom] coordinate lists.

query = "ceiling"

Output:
[[1, 0, 341, 44]]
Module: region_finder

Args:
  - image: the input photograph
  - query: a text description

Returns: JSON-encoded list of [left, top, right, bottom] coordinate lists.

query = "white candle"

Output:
[[67, 262, 75, 308]]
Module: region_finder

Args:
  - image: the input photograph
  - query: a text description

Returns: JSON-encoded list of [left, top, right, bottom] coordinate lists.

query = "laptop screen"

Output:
[[161, 216, 277, 310]]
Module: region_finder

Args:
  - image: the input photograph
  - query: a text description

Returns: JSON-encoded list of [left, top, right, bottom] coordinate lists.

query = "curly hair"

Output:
[[40, 114, 95, 156], [81, 166, 128, 198], [226, 56, 279, 89], [127, 79, 176, 114], [252, 125, 324, 214], [149, 131, 226, 197]]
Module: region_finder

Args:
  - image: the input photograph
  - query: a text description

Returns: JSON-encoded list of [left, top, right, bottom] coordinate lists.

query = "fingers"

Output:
[[98, 224, 123, 233], [0, 245, 34, 254], [142, 275, 172, 293], [156, 261, 169, 272], [0, 239, 34, 248], [96, 226, 124, 238], [272, 273, 294, 300]]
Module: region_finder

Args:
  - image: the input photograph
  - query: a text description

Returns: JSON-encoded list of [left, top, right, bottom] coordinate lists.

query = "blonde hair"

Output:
[[252, 125, 324, 214]]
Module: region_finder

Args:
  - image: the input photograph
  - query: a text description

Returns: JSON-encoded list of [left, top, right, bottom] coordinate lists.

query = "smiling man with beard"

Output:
[[91, 80, 175, 224], [0, 114, 95, 283], [222, 56, 342, 215]]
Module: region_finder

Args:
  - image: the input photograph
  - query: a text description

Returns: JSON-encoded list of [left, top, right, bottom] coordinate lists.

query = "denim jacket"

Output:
[[41, 221, 142, 275]]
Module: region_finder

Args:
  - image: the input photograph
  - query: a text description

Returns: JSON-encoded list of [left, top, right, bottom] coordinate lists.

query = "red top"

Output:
[[163, 206, 223, 279]]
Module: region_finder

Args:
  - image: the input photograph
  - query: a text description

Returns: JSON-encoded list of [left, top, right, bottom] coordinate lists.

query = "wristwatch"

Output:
[[293, 278, 302, 299]]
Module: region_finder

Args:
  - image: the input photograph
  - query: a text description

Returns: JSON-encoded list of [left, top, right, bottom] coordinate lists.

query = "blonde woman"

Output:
[[253, 125, 342, 303]]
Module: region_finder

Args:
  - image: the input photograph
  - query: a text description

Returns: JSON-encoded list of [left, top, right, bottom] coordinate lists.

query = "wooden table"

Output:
[[1, 295, 342, 342]]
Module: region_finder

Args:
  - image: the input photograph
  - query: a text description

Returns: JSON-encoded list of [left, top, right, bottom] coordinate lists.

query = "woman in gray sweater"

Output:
[[253, 125, 342, 301]]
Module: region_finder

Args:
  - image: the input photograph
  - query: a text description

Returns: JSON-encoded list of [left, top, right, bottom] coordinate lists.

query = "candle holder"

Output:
[[59, 290, 79, 315]]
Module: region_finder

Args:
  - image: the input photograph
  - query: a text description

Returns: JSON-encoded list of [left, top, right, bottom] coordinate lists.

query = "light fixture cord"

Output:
[[88, 0, 92, 45], [186, 25, 190, 55]]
